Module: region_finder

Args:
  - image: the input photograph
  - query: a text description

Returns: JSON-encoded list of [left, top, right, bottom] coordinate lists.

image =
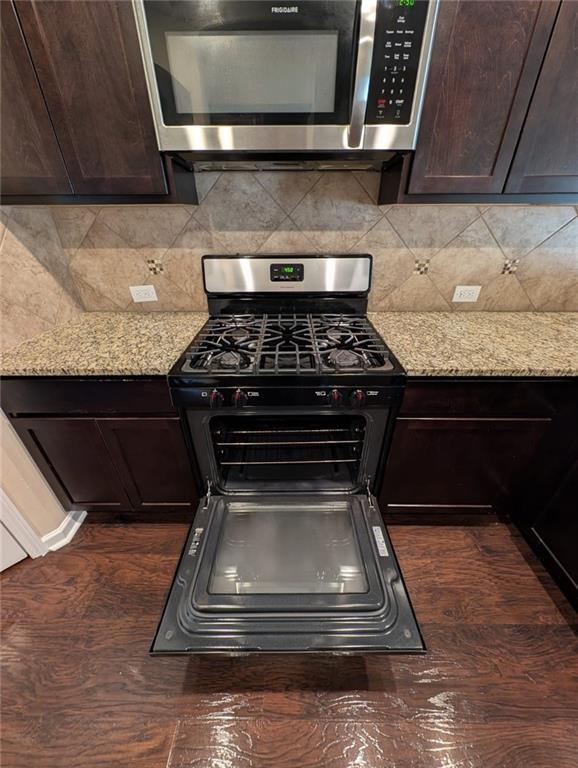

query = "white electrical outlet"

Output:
[[130, 285, 158, 303], [452, 285, 481, 303]]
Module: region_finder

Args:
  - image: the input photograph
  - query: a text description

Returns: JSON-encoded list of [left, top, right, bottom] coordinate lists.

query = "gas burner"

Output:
[[216, 351, 246, 370], [180, 313, 394, 375], [326, 348, 365, 370]]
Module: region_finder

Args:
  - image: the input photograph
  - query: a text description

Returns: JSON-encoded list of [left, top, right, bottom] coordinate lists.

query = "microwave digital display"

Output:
[[270, 264, 304, 282]]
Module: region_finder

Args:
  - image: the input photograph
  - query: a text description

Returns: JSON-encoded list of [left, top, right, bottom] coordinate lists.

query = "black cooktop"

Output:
[[179, 314, 394, 376]]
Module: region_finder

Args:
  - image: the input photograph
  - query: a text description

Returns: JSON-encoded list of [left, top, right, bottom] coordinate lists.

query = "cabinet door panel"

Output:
[[15, 0, 166, 195], [0, 1, 71, 195], [98, 418, 197, 510], [531, 460, 578, 593], [409, 0, 558, 194], [506, 1, 578, 193], [13, 418, 130, 510], [381, 417, 551, 510]]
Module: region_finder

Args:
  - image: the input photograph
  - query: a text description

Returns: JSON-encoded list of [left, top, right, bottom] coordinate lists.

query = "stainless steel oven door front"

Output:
[[151, 492, 424, 654]]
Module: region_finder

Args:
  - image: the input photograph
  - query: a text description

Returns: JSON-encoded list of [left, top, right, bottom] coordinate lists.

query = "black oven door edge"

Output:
[[150, 491, 424, 655]]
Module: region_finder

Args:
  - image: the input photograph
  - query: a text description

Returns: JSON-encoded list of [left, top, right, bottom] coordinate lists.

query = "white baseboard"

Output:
[[41, 510, 87, 552]]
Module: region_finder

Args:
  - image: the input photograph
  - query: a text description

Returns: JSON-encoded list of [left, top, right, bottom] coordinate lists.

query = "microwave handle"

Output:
[[348, 0, 378, 149]]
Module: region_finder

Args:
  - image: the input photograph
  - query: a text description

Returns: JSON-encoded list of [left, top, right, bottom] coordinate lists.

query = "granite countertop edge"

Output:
[[1, 311, 577, 379]]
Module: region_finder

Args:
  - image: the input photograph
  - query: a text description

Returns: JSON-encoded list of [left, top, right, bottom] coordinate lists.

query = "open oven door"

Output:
[[151, 491, 424, 654]]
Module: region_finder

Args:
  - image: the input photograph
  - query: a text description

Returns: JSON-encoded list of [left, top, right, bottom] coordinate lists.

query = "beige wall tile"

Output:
[[163, 218, 228, 309], [0, 229, 62, 323], [195, 172, 286, 252], [353, 217, 414, 303], [255, 171, 321, 214], [258, 218, 319, 254], [0, 297, 52, 352], [456, 275, 533, 312], [51, 206, 97, 252], [194, 172, 221, 202], [291, 172, 382, 251], [97, 205, 192, 249], [54, 289, 83, 326], [386, 205, 480, 258], [483, 206, 576, 258], [517, 219, 578, 310], [70, 220, 148, 309], [7, 206, 79, 300], [352, 171, 389, 208], [1, 172, 577, 330], [429, 218, 504, 304], [372, 274, 450, 311], [0, 206, 11, 241]]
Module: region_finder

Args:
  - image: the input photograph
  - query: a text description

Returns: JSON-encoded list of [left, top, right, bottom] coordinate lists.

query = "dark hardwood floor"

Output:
[[1, 519, 576, 768]]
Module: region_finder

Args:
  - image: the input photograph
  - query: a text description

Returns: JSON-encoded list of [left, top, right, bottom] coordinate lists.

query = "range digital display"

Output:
[[270, 263, 304, 282]]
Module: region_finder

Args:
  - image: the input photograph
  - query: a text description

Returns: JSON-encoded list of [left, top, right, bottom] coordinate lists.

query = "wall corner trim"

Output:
[[0, 488, 48, 558], [41, 510, 87, 552]]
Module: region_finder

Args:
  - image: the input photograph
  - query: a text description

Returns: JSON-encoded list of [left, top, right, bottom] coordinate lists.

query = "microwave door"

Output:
[[134, 0, 370, 151], [151, 492, 424, 654]]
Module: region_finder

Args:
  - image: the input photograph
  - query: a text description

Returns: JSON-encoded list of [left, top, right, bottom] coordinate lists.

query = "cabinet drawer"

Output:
[[400, 380, 557, 418], [0, 377, 176, 416]]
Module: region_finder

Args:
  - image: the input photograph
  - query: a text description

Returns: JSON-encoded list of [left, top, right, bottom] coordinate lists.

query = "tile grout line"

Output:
[[515, 210, 578, 260], [345, 209, 388, 253], [415, 210, 484, 263], [252, 170, 324, 218], [350, 170, 381, 207]]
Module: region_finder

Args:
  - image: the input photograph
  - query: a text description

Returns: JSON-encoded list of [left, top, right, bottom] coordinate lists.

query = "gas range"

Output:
[[154, 255, 422, 656], [170, 256, 405, 408]]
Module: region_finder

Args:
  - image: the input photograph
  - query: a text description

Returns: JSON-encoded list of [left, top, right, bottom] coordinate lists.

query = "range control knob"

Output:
[[328, 388, 343, 406], [350, 389, 366, 407], [232, 388, 248, 408], [209, 389, 224, 408]]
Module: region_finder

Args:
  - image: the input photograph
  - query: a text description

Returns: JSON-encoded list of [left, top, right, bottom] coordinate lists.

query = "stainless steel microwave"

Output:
[[132, 0, 439, 153]]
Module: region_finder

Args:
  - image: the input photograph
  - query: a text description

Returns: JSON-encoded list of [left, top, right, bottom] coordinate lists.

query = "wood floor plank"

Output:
[[167, 717, 578, 768], [1, 520, 576, 768]]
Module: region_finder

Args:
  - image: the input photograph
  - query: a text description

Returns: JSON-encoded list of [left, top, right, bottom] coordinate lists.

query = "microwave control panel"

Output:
[[366, 0, 430, 125]]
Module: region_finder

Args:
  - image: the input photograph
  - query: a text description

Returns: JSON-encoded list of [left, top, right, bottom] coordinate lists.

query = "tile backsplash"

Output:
[[1, 171, 577, 351]]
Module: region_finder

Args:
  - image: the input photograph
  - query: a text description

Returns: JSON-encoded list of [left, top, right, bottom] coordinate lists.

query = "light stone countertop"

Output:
[[1, 311, 577, 378], [368, 312, 578, 377], [0, 312, 208, 377]]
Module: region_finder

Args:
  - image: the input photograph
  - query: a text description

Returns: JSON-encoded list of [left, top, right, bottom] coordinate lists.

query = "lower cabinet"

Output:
[[378, 379, 573, 515], [12, 416, 197, 513], [524, 460, 578, 608], [382, 416, 551, 512], [97, 418, 197, 511]]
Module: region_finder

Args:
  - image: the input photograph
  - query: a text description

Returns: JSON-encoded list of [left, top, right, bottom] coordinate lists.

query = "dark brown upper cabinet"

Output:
[[0, 1, 71, 195], [409, 0, 559, 194], [14, 0, 166, 195], [506, 0, 578, 193]]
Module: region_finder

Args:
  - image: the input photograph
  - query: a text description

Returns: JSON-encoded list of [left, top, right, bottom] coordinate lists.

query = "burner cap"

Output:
[[217, 351, 243, 369], [327, 349, 363, 369]]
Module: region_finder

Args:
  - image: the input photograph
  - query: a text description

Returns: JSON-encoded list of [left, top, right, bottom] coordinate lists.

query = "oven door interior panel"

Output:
[[151, 493, 424, 654]]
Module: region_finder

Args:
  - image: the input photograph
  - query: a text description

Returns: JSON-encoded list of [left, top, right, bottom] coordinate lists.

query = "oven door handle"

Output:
[[347, 0, 378, 149]]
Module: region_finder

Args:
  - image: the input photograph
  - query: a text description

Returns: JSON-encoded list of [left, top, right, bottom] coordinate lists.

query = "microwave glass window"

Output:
[[165, 31, 339, 114]]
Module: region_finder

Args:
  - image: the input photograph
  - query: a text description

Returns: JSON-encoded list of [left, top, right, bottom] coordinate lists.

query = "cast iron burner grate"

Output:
[[182, 313, 392, 374]]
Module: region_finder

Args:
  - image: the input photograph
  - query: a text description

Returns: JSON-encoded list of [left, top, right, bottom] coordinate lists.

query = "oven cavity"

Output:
[[210, 415, 366, 491]]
